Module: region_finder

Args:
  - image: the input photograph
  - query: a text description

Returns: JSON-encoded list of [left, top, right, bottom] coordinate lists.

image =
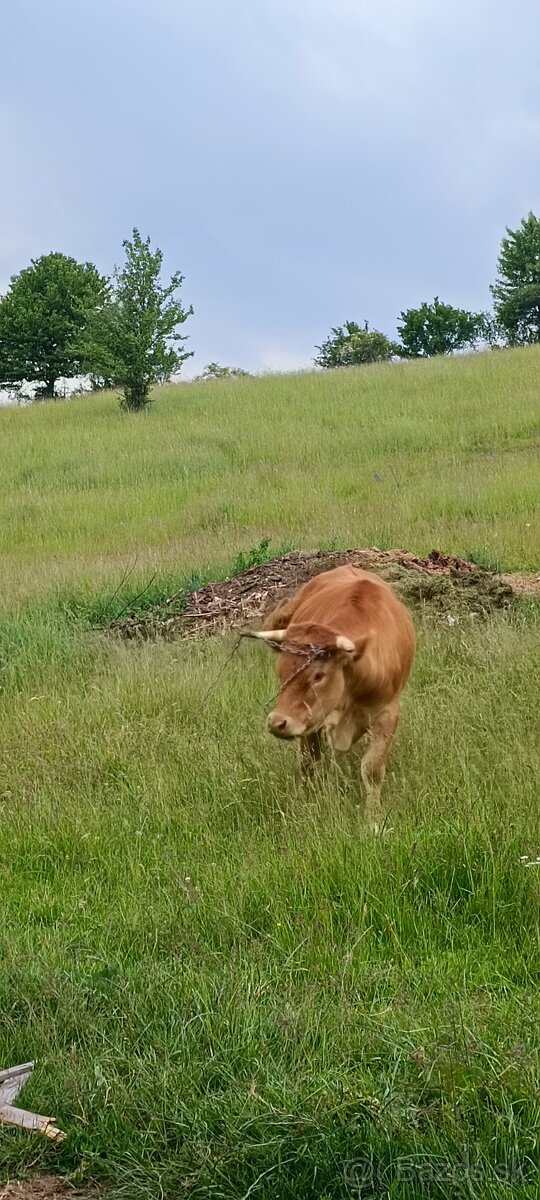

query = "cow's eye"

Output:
[[312, 671, 324, 683]]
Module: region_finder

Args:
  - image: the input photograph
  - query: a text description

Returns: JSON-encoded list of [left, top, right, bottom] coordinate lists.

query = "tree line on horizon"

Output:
[[0, 213, 539, 411], [314, 212, 540, 368]]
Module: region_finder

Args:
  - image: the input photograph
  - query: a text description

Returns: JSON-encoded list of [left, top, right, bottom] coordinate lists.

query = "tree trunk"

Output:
[[44, 376, 56, 398], [122, 380, 150, 411]]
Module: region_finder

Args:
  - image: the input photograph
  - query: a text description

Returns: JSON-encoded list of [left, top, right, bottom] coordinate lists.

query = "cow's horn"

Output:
[[335, 635, 355, 653], [251, 629, 286, 643]]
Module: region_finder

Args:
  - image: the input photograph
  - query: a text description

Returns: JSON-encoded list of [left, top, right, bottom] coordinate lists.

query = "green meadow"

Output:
[[0, 347, 539, 1198]]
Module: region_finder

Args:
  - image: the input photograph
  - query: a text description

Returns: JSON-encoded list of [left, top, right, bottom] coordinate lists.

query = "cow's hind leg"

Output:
[[361, 705, 399, 832]]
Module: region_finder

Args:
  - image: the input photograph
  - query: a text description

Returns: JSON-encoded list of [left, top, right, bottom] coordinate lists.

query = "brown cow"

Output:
[[251, 565, 415, 830]]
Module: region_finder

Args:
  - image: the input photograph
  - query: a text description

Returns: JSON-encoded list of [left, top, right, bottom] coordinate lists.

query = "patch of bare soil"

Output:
[[0, 1180, 101, 1200], [499, 571, 540, 597], [108, 548, 539, 641]]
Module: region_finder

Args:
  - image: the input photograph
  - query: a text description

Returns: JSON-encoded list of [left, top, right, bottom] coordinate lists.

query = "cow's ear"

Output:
[[335, 634, 368, 662]]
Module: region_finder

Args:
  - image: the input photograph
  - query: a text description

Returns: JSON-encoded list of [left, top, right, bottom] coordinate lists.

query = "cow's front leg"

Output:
[[299, 731, 324, 778], [360, 705, 399, 832]]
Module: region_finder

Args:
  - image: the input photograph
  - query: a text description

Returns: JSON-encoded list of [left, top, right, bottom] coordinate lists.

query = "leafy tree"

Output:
[[83, 229, 193, 411], [397, 297, 487, 358], [0, 253, 107, 397], [199, 362, 250, 380], [314, 320, 398, 368], [491, 212, 540, 345], [480, 312, 506, 349]]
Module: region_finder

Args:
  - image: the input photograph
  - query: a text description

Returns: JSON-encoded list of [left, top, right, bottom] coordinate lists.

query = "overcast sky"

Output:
[[2, 0, 540, 375]]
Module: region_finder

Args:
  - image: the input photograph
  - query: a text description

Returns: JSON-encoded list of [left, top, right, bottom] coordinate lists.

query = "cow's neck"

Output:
[[326, 710, 356, 752]]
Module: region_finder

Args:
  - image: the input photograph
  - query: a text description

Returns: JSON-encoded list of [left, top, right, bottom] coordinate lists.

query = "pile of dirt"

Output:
[[108, 547, 535, 641]]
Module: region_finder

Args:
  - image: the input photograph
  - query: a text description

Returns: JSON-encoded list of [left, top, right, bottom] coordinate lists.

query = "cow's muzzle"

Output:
[[267, 711, 306, 739]]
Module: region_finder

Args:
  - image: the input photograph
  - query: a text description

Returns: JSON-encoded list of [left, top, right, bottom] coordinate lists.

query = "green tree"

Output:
[[198, 362, 250, 380], [0, 252, 107, 397], [491, 212, 540, 345], [314, 320, 398, 368], [83, 229, 193, 411], [397, 298, 486, 358]]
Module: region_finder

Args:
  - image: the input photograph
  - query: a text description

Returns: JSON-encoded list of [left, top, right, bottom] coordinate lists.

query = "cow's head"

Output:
[[251, 622, 366, 739]]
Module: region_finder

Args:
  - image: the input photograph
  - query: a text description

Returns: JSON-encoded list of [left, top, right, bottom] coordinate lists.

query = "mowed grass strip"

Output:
[[1, 348, 540, 1197], [0, 346, 539, 610]]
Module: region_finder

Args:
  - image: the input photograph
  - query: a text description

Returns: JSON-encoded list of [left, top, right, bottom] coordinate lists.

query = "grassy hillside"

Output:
[[0, 350, 539, 1199], [1, 347, 539, 611]]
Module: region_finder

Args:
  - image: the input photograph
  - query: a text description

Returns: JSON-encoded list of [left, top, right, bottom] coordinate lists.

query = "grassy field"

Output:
[[1, 346, 539, 611], [1, 349, 539, 1199]]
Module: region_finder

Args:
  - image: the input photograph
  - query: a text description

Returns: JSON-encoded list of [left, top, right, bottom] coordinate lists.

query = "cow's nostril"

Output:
[[267, 712, 289, 735]]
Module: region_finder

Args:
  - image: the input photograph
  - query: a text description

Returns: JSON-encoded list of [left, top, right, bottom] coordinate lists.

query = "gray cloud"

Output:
[[2, 0, 539, 373]]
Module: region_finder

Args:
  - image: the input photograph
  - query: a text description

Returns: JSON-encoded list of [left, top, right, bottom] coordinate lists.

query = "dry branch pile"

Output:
[[108, 548, 529, 641]]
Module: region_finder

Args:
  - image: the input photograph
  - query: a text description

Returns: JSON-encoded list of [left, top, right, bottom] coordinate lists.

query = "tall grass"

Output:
[[0, 350, 539, 1197], [1, 347, 539, 611]]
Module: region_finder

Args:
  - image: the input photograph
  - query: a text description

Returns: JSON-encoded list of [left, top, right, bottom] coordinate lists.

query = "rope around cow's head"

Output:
[[189, 633, 332, 721], [250, 639, 331, 707]]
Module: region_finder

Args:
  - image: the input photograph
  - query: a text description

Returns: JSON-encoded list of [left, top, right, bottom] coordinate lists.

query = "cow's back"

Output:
[[281, 565, 415, 702]]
